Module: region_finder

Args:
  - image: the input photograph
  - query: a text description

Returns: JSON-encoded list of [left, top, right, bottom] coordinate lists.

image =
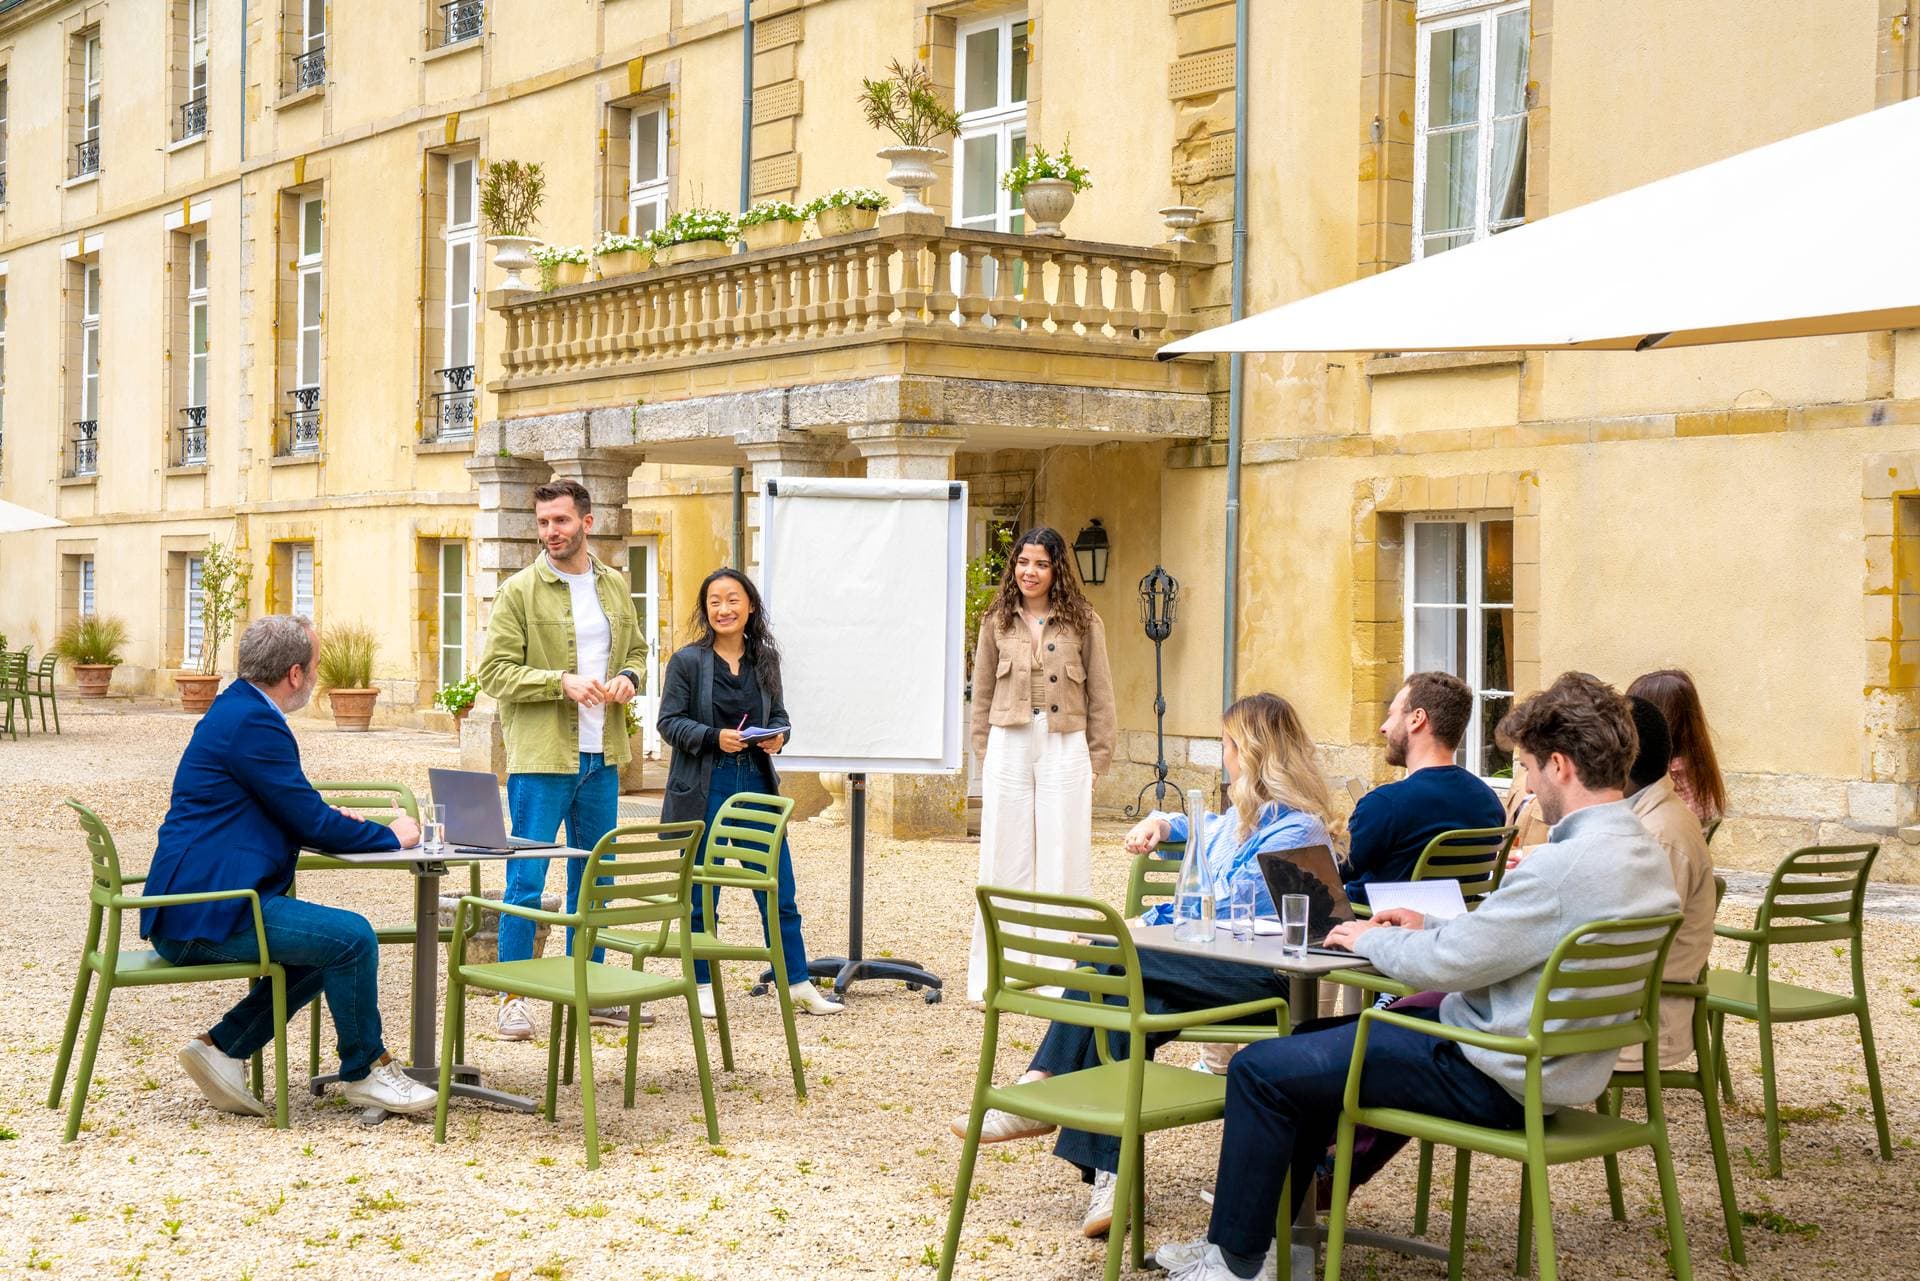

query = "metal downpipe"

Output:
[[1222, 0, 1249, 713], [733, 3, 754, 568]]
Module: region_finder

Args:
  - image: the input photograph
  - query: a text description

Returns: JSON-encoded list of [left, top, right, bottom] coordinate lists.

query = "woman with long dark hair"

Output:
[[966, 527, 1116, 1003], [656, 568, 843, 1016], [1627, 668, 1728, 824]]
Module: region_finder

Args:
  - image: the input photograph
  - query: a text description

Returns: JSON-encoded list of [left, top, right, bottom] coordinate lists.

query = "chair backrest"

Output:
[[575, 821, 707, 954], [1755, 843, 1879, 946], [1529, 913, 1683, 1060], [65, 798, 128, 898], [1123, 841, 1186, 917], [977, 885, 1147, 1036], [36, 653, 55, 679], [1409, 825, 1518, 907], [699, 791, 797, 881], [313, 780, 419, 823], [1345, 777, 1371, 804]]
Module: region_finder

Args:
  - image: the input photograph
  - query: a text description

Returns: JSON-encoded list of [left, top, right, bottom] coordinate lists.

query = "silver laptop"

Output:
[[429, 768, 561, 853]]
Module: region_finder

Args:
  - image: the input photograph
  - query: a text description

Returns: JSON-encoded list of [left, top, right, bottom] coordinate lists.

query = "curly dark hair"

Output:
[[686, 568, 783, 699], [1496, 671, 1638, 792], [984, 527, 1096, 637]]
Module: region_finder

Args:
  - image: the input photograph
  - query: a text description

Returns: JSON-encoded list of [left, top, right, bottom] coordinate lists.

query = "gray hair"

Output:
[[237, 615, 317, 685]]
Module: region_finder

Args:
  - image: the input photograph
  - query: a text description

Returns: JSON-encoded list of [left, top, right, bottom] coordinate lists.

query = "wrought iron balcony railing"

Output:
[[177, 406, 209, 467], [67, 420, 99, 478], [178, 95, 208, 142], [440, 0, 484, 45], [74, 138, 100, 178], [292, 46, 326, 93], [280, 388, 321, 456], [427, 365, 476, 442]]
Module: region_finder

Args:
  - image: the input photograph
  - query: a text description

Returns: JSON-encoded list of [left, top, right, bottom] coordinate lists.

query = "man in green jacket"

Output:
[[476, 478, 648, 1041]]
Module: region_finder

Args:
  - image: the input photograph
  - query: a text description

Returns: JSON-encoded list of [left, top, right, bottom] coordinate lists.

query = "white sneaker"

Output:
[[949, 1106, 1056, 1143], [1153, 1238, 1280, 1280], [696, 983, 717, 1020], [1082, 1168, 1117, 1238], [178, 1040, 269, 1118], [1163, 1243, 1247, 1281], [341, 1059, 438, 1115], [497, 997, 534, 1041], [789, 981, 845, 1016], [590, 1006, 655, 1028]]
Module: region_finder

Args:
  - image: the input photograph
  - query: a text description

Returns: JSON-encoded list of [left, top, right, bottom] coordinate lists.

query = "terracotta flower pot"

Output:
[[327, 688, 380, 732], [660, 239, 732, 266], [740, 218, 804, 252], [450, 707, 470, 737], [814, 206, 880, 238], [72, 664, 116, 698], [175, 672, 221, 715]]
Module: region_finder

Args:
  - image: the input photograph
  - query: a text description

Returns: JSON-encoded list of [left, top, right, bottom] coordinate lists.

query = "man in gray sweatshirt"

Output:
[[1156, 672, 1681, 1281]]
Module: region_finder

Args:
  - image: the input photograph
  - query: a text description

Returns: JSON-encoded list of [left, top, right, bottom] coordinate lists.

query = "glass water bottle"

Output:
[[1172, 788, 1216, 942]]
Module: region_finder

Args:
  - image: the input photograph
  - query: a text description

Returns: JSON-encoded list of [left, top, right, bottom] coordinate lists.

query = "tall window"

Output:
[[297, 196, 322, 391], [79, 556, 96, 617], [627, 106, 668, 237], [0, 285, 7, 472], [81, 263, 101, 423], [182, 234, 209, 465], [292, 545, 315, 619], [76, 34, 102, 176], [954, 13, 1027, 236], [439, 542, 466, 687], [184, 555, 205, 669], [1404, 513, 1515, 777], [292, 0, 326, 91], [1, 76, 10, 202], [437, 156, 478, 441], [181, 0, 209, 139], [1413, 0, 1528, 258]]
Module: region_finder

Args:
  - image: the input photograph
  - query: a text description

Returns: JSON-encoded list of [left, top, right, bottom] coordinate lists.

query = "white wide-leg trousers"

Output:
[[968, 711, 1093, 1002]]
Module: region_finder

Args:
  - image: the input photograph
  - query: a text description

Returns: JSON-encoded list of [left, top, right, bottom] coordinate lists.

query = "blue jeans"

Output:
[[500, 752, 619, 964], [153, 896, 386, 1082], [689, 752, 810, 986], [1207, 1010, 1526, 1261]]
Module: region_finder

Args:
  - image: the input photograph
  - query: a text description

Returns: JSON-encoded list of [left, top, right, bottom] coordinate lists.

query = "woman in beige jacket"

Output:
[[967, 527, 1116, 1002]]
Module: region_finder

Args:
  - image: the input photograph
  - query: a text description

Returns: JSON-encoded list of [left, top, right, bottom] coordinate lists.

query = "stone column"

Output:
[[737, 426, 839, 577], [851, 423, 969, 839], [461, 449, 553, 778]]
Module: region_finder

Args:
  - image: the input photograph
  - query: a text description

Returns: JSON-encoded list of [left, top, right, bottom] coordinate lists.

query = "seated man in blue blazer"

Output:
[[143, 615, 438, 1118]]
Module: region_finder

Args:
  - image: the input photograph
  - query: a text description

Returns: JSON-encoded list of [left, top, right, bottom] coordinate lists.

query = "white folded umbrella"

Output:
[[0, 499, 69, 534], [1159, 97, 1920, 357]]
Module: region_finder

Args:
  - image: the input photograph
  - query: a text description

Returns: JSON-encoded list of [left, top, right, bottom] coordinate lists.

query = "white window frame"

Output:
[[438, 541, 466, 689], [953, 12, 1028, 236], [81, 263, 101, 423], [1, 76, 10, 182], [185, 554, 206, 669], [626, 106, 668, 238], [296, 195, 323, 392], [291, 545, 315, 620], [189, 0, 209, 99], [628, 537, 661, 756], [188, 233, 209, 410], [444, 156, 478, 375], [83, 34, 102, 145], [1402, 511, 1516, 779], [79, 556, 96, 617], [303, 0, 325, 55], [0, 284, 8, 459], [1412, 0, 1529, 260]]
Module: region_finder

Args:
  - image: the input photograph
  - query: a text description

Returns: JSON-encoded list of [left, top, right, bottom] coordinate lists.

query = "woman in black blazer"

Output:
[[656, 568, 843, 1016]]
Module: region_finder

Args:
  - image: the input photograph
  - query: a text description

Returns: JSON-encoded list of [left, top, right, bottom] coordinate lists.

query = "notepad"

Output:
[[738, 726, 786, 744], [1362, 880, 1469, 921]]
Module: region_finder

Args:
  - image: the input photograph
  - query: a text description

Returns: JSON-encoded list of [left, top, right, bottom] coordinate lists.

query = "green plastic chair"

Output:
[[49, 799, 290, 1140], [940, 886, 1293, 1281], [433, 820, 718, 1170], [1121, 840, 1185, 918], [595, 793, 808, 1099], [1323, 913, 1690, 1281], [28, 651, 59, 733], [1706, 842, 1891, 1177], [1350, 825, 1517, 919], [1, 651, 34, 740]]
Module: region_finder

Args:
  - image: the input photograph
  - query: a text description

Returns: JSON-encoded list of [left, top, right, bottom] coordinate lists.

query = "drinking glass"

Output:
[[1229, 879, 1257, 943], [422, 803, 446, 856], [1281, 893, 1310, 959]]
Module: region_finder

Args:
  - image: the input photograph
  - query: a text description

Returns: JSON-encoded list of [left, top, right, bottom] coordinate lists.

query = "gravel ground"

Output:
[[1, 704, 1916, 1280]]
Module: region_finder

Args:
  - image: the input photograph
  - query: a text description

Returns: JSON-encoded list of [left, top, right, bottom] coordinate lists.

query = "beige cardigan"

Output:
[[969, 611, 1117, 775]]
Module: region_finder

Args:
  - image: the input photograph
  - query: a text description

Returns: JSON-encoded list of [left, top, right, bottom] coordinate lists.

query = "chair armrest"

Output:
[[1325, 967, 1414, 997], [463, 894, 576, 929], [1140, 994, 1290, 1036], [1341, 1007, 1535, 1111], [1712, 923, 1761, 943], [1661, 980, 1708, 1000], [121, 874, 148, 886], [115, 888, 269, 964]]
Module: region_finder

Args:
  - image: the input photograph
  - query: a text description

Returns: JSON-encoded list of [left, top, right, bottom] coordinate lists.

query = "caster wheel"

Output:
[[925, 989, 943, 1005]]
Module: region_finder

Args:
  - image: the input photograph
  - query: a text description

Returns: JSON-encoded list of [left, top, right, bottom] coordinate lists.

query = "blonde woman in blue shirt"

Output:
[[947, 692, 1347, 1239]]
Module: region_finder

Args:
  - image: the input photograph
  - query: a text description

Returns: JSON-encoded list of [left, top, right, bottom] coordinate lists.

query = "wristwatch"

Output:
[[616, 668, 641, 690]]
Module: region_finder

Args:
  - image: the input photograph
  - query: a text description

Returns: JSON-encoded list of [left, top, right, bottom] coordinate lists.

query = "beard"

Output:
[[1531, 779, 1565, 827], [1384, 726, 1409, 768], [547, 528, 584, 562], [284, 681, 315, 713]]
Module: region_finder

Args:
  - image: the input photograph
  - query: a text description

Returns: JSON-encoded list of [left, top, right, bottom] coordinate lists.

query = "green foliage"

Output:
[[433, 672, 480, 716], [479, 160, 546, 238], [964, 526, 1015, 678], [738, 199, 804, 227], [55, 614, 129, 667], [316, 623, 378, 691], [805, 187, 890, 215], [859, 59, 962, 147], [1001, 137, 1092, 194], [661, 207, 737, 245], [196, 538, 251, 676]]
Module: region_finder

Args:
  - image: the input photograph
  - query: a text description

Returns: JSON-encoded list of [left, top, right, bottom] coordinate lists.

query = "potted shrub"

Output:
[[176, 537, 249, 715], [433, 671, 480, 735], [657, 208, 736, 265], [479, 159, 547, 291], [1001, 137, 1092, 238], [859, 59, 960, 214], [54, 615, 128, 699], [533, 243, 590, 288], [807, 187, 889, 239], [592, 231, 654, 278], [317, 622, 380, 732], [738, 199, 806, 252]]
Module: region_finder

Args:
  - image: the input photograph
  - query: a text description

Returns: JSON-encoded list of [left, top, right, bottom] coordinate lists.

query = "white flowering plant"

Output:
[[661, 207, 737, 245], [531, 243, 589, 265], [594, 231, 652, 256], [738, 199, 805, 228], [1000, 138, 1092, 195], [806, 187, 890, 214], [433, 672, 480, 716]]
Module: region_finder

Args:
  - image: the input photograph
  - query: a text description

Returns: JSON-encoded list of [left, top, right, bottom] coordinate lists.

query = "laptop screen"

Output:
[[1255, 846, 1356, 944], [429, 768, 511, 847]]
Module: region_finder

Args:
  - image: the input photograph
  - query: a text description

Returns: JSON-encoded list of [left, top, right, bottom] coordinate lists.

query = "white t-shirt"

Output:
[[555, 564, 611, 754]]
